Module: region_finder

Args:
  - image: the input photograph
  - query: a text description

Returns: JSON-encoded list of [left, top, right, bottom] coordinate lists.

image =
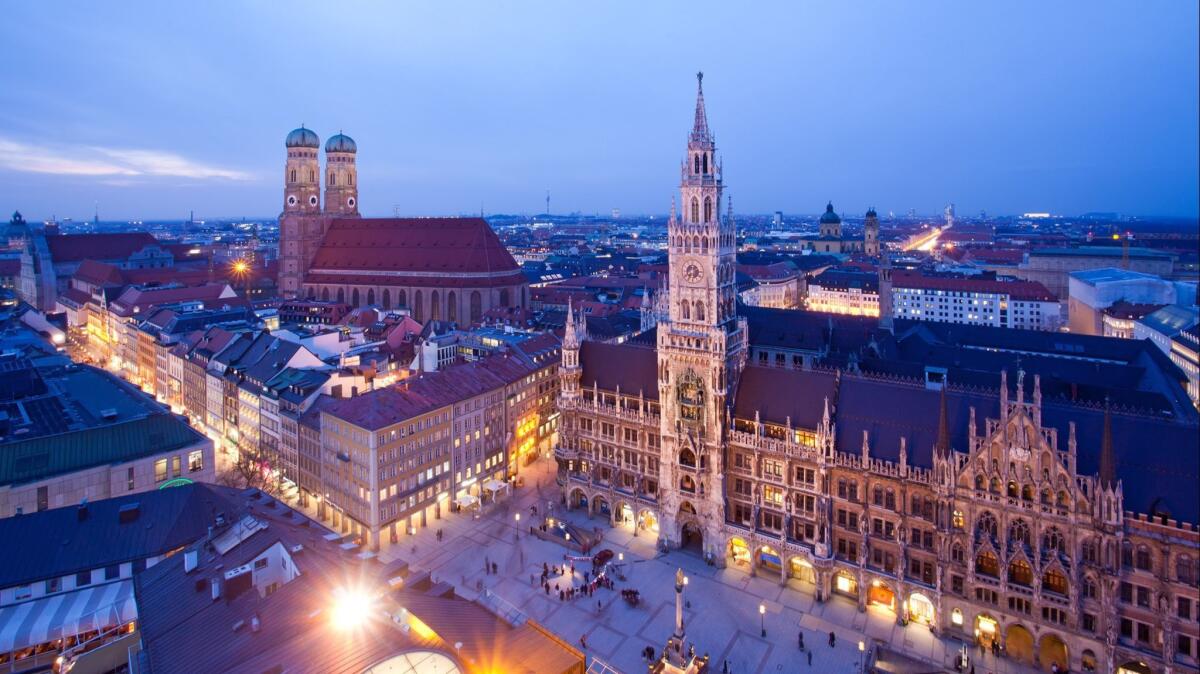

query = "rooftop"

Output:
[[0, 482, 237, 589], [0, 356, 206, 487]]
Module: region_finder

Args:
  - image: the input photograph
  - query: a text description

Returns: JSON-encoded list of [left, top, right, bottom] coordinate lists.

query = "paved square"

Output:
[[294, 457, 1046, 674]]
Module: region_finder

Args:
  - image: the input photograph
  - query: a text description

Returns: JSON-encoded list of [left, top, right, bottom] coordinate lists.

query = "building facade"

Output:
[[555, 76, 1200, 674]]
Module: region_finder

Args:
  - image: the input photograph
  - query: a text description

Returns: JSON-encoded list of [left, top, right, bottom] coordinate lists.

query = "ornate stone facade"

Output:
[[555, 77, 1200, 674]]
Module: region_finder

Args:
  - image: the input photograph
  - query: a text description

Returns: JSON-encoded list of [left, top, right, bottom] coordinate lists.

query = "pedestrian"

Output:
[[484, 556, 490, 573], [969, 665, 975, 674], [543, 562, 549, 576], [544, 582, 550, 595], [491, 562, 498, 575], [597, 599, 602, 612], [798, 630, 804, 650], [829, 631, 836, 647], [807, 651, 812, 666], [722, 659, 729, 674], [559, 589, 564, 601], [580, 634, 587, 649], [530, 574, 535, 586]]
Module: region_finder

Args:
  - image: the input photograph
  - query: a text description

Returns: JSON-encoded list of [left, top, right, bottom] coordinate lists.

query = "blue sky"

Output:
[[1, 1, 1197, 220]]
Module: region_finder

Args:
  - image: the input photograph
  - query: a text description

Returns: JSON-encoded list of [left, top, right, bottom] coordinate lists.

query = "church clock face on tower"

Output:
[[309, 195, 319, 207], [683, 262, 702, 284], [287, 195, 298, 207]]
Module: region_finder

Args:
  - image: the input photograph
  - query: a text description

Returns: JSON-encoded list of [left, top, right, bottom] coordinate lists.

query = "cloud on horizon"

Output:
[[0, 137, 253, 182]]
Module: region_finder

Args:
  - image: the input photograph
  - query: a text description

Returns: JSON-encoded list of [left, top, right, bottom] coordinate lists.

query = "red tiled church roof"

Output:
[[306, 218, 521, 285], [46, 232, 160, 262]]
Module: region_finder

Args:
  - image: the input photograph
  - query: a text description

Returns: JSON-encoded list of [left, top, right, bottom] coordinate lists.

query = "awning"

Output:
[[0, 580, 136, 653], [482, 479, 508, 494], [454, 495, 479, 508]]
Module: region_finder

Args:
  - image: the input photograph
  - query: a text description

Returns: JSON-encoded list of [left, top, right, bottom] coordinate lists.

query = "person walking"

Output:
[[798, 631, 804, 650], [807, 650, 812, 666], [829, 631, 836, 647]]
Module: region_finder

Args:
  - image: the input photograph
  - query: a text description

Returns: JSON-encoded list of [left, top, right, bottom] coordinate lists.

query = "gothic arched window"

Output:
[[680, 300, 690, 320], [500, 288, 511, 307], [351, 288, 360, 306], [329, 172, 336, 186], [366, 289, 375, 306], [431, 290, 441, 320], [382, 289, 391, 310], [703, 197, 712, 224], [702, 153, 709, 174], [1043, 568, 1069, 595], [691, 197, 700, 224], [470, 291, 482, 322], [290, 169, 296, 183], [694, 301, 704, 322], [976, 551, 999, 577], [447, 291, 457, 322], [1042, 527, 1064, 554], [336, 287, 345, 303], [413, 291, 423, 321], [1009, 519, 1030, 546], [694, 155, 700, 174], [321, 287, 330, 301], [398, 289, 408, 308], [976, 511, 998, 540], [1008, 558, 1033, 586]]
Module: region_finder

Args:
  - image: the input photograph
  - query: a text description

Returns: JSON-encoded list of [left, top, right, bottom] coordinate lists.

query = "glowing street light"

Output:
[[331, 588, 374, 631], [759, 603, 766, 637], [858, 640, 866, 672]]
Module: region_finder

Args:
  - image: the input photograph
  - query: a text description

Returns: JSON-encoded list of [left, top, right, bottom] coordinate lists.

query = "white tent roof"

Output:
[[0, 579, 136, 653]]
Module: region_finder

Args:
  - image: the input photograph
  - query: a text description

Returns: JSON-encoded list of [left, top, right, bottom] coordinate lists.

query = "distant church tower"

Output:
[[863, 207, 880, 257], [279, 126, 324, 298], [323, 133, 359, 217], [656, 73, 747, 555]]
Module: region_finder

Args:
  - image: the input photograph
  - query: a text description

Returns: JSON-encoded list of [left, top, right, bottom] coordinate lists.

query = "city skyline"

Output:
[[2, 2, 1198, 221]]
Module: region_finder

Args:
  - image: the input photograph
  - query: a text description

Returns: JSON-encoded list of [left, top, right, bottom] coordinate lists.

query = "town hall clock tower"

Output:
[[656, 73, 747, 557]]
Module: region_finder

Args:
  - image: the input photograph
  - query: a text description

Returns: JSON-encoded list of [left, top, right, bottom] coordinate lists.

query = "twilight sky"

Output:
[[1, 1, 1197, 221]]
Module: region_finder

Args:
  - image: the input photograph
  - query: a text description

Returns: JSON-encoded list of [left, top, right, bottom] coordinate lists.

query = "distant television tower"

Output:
[[545, 190, 550, 215]]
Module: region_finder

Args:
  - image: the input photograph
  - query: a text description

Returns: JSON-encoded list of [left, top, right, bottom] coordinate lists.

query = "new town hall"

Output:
[[556, 75, 1200, 674]]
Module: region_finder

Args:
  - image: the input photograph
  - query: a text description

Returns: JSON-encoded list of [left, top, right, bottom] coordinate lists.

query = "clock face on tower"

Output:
[[287, 195, 297, 207], [683, 262, 702, 284], [308, 195, 319, 207]]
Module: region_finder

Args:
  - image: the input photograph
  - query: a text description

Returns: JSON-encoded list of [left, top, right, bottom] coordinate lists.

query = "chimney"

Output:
[[184, 550, 199, 573], [118, 502, 141, 524], [77, 499, 89, 522], [211, 577, 221, 601]]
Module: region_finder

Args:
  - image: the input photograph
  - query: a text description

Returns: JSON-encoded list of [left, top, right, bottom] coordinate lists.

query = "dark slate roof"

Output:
[[733, 366, 835, 428], [743, 305, 881, 355], [887, 320, 1196, 419], [831, 375, 1200, 523], [0, 483, 237, 588], [580, 340, 658, 399]]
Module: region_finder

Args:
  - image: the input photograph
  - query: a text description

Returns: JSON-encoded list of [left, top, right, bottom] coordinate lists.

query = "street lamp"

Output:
[[858, 640, 865, 673], [759, 604, 766, 637]]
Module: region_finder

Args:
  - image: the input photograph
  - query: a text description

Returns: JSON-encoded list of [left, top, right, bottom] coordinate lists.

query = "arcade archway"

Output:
[[1005, 624, 1035, 666], [1038, 633, 1068, 672]]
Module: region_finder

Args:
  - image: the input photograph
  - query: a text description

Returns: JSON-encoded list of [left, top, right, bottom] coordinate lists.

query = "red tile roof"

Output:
[[73, 259, 128, 287], [306, 218, 521, 285], [46, 232, 160, 262], [324, 352, 540, 430], [109, 283, 241, 317], [892, 271, 1055, 302]]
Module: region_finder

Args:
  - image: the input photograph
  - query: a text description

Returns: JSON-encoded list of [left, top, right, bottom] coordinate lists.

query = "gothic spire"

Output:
[[1098, 399, 1116, 489], [691, 71, 711, 143], [934, 384, 952, 457]]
